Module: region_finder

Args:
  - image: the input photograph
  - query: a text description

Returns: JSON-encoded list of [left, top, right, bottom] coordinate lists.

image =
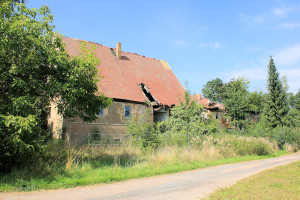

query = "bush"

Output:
[[126, 109, 159, 149], [272, 126, 300, 151], [0, 115, 48, 173], [158, 133, 188, 147], [190, 134, 276, 156], [244, 124, 300, 151]]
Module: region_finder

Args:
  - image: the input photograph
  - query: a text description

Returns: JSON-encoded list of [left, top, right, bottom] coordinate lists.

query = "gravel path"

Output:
[[1, 153, 300, 200]]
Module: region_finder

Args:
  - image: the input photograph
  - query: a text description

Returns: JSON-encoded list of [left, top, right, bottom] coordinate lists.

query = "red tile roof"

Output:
[[62, 38, 185, 106], [192, 94, 224, 110]]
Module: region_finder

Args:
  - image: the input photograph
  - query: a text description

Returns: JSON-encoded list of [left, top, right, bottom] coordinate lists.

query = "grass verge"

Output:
[[0, 148, 287, 192], [205, 160, 300, 200]]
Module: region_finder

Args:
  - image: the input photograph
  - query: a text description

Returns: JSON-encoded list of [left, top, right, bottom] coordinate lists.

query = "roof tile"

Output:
[[62, 38, 185, 106]]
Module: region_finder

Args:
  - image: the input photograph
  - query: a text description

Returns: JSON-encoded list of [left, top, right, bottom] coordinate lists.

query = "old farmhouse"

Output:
[[48, 38, 186, 143], [193, 94, 226, 125]]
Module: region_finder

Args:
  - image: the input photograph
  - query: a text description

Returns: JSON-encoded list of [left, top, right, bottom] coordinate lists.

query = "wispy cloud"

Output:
[[274, 45, 300, 93], [173, 40, 187, 46], [239, 13, 269, 25], [198, 42, 220, 49], [273, 23, 300, 29], [280, 68, 300, 78], [224, 65, 300, 93], [279, 68, 300, 93], [223, 44, 300, 93], [274, 44, 300, 66], [225, 67, 266, 81], [239, 5, 294, 29], [272, 7, 290, 18]]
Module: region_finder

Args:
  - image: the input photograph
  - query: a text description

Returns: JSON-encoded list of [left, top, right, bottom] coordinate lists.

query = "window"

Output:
[[98, 107, 104, 116], [216, 113, 218, 119], [124, 106, 130, 117]]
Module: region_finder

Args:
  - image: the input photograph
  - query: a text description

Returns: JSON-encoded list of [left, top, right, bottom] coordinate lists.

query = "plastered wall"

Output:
[[49, 101, 148, 144]]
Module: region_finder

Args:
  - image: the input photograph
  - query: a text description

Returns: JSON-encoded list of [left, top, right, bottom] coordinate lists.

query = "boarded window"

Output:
[[124, 106, 130, 117], [98, 107, 104, 116]]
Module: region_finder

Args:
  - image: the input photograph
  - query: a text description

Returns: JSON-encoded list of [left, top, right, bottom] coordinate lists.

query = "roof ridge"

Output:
[[64, 37, 162, 61], [64, 37, 110, 49]]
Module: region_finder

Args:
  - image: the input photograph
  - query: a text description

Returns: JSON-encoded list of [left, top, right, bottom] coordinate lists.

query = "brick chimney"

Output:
[[116, 43, 121, 60], [198, 94, 202, 100]]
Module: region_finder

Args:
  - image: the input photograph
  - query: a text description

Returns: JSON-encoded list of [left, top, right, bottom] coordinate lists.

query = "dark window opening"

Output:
[[216, 113, 218, 119], [154, 111, 168, 122], [125, 106, 130, 117]]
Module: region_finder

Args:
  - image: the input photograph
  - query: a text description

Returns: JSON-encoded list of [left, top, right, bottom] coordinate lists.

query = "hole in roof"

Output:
[[140, 83, 155, 102]]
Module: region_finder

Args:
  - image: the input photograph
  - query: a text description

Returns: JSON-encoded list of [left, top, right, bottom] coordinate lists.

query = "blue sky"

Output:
[[28, 0, 300, 94]]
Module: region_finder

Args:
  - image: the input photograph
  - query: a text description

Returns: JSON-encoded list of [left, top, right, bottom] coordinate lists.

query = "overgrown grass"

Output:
[[0, 134, 288, 192], [205, 160, 300, 200], [228, 125, 300, 151]]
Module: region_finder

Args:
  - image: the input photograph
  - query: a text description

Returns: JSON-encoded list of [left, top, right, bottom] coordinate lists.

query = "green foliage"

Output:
[[126, 91, 222, 148], [158, 98, 204, 135], [287, 92, 296, 108], [191, 134, 276, 156], [202, 78, 225, 103], [157, 91, 220, 136], [294, 89, 300, 110], [1, 0, 26, 12], [285, 90, 300, 127], [248, 91, 264, 114], [0, 2, 111, 172], [0, 115, 44, 172], [271, 126, 300, 150], [126, 109, 159, 149], [54, 41, 112, 122], [286, 108, 300, 128], [263, 57, 289, 128], [0, 141, 281, 192], [223, 77, 250, 129], [232, 123, 300, 151]]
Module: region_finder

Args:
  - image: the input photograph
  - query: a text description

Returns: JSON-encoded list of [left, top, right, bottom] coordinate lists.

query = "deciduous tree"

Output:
[[0, 2, 111, 171], [223, 77, 249, 129], [248, 91, 264, 115], [202, 78, 225, 103]]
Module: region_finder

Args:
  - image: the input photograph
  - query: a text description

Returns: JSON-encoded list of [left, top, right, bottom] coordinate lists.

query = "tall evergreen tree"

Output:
[[263, 57, 289, 128]]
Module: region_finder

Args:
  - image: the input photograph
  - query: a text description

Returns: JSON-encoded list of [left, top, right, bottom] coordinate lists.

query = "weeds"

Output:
[[0, 133, 284, 192]]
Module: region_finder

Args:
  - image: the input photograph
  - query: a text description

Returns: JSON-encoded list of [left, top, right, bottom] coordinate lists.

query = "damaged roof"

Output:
[[192, 94, 224, 110], [62, 37, 185, 106]]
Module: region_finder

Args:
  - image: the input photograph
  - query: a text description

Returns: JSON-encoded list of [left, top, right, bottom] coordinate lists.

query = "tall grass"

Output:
[[227, 124, 300, 152], [0, 134, 283, 192]]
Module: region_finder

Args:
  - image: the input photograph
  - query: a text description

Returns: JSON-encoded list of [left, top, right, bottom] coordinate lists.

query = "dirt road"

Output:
[[1, 153, 300, 200]]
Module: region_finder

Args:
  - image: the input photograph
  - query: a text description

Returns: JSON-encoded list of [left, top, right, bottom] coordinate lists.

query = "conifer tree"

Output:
[[263, 57, 289, 128]]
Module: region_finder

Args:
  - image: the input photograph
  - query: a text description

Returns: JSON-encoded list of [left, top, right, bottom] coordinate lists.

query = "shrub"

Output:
[[190, 134, 276, 156], [0, 115, 47, 173], [245, 124, 300, 151], [126, 109, 159, 149], [272, 126, 300, 151]]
